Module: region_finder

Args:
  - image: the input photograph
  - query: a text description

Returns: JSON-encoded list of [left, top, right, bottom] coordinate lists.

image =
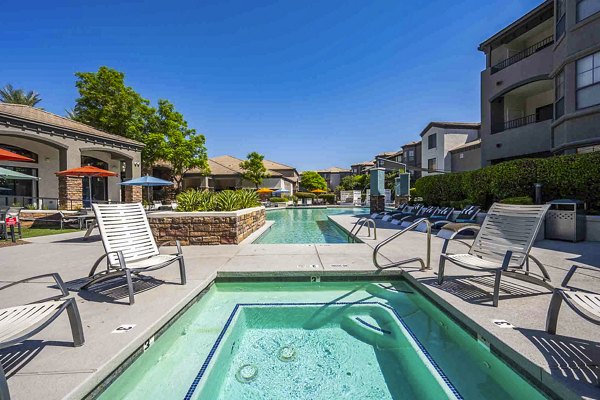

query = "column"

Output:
[[58, 176, 83, 210]]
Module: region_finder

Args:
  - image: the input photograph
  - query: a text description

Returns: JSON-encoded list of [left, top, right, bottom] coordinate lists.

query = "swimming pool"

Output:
[[98, 280, 547, 400], [254, 207, 367, 244]]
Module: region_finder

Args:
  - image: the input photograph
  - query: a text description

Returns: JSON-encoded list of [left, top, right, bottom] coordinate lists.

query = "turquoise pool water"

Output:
[[254, 207, 368, 244], [99, 281, 548, 400]]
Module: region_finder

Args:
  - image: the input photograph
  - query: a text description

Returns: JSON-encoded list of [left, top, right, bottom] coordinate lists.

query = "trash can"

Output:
[[545, 199, 586, 242]]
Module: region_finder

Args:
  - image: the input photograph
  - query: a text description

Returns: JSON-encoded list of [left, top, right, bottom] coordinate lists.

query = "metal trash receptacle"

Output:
[[545, 199, 586, 242]]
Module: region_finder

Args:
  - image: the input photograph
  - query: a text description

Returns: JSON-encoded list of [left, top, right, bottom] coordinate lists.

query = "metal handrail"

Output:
[[348, 217, 376, 242], [372, 218, 432, 271], [491, 35, 554, 74]]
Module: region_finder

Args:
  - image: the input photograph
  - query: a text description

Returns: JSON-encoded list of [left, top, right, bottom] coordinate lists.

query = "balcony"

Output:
[[491, 35, 554, 74], [492, 104, 553, 134]]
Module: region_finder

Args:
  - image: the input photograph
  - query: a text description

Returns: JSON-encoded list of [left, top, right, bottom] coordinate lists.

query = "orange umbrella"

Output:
[[0, 148, 34, 162], [311, 189, 327, 194], [56, 166, 118, 205], [256, 188, 274, 194]]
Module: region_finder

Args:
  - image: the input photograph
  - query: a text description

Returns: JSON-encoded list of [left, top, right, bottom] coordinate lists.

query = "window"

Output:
[[0, 144, 38, 162], [576, 51, 600, 109], [427, 158, 437, 171], [577, 0, 600, 21], [556, 0, 566, 38], [459, 153, 465, 159], [555, 69, 565, 119], [407, 149, 415, 161], [428, 134, 437, 149], [0, 167, 38, 197]]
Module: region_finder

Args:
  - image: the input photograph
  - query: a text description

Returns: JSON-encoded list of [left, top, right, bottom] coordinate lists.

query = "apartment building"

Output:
[[350, 160, 375, 175], [315, 167, 352, 191], [401, 141, 422, 182], [479, 0, 600, 165], [420, 122, 481, 176]]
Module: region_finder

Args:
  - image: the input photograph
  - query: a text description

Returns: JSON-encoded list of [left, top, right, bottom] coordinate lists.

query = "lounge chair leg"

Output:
[[545, 290, 563, 334], [125, 270, 135, 305], [492, 269, 502, 307], [179, 257, 187, 285], [65, 298, 85, 346], [0, 362, 9, 400]]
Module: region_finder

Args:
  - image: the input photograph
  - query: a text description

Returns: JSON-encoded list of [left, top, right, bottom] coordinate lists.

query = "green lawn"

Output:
[[21, 227, 80, 239]]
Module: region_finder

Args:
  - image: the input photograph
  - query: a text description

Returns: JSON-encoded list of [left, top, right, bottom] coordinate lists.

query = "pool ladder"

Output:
[[372, 218, 432, 271], [348, 217, 376, 242]]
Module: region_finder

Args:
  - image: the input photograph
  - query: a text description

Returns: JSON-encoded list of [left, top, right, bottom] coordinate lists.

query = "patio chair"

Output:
[[0, 273, 84, 399], [152, 201, 163, 210], [546, 264, 600, 334], [383, 203, 423, 222], [371, 203, 407, 219], [3, 207, 23, 240], [84, 203, 186, 305], [392, 205, 437, 227], [437, 203, 552, 307]]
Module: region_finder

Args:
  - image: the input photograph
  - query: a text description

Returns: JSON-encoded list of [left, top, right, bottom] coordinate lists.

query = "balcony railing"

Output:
[[491, 35, 554, 74], [492, 105, 553, 134]]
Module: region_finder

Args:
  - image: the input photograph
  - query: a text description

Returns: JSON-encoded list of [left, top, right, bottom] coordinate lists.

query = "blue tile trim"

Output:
[[355, 317, 391, 334], [183, 301, 463, 400]]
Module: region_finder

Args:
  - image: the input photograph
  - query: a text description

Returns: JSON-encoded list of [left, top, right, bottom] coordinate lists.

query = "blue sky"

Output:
[[2, 0, 542, 171]]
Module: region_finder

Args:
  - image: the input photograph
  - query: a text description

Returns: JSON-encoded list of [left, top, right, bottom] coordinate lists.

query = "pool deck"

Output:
[[0, 216, 598, 400]]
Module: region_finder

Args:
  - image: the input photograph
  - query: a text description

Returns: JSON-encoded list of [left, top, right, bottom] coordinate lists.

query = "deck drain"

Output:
[[278, 346, 297, 362], [236, 364, 258, 383]]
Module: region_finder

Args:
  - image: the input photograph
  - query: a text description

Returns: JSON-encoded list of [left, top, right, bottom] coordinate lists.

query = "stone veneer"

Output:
[[123, 186, 143, 203], [147, 206, 265, 245], [58, 176, 83, 210]]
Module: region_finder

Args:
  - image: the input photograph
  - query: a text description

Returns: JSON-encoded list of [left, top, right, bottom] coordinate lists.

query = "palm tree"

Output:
[[0, 84, 42, 106]]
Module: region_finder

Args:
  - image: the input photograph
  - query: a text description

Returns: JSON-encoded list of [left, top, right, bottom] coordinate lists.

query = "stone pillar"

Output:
[[370, 195, 385, 214], [123, 186, 143, 203], [369, 167, 386, 214], [58, 176, 83, 210]]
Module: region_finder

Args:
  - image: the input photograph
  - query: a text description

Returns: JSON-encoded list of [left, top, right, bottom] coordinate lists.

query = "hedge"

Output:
[[319, 194, 335, 204], [295, 192, 316, 199], [414, 151, 600, 210]]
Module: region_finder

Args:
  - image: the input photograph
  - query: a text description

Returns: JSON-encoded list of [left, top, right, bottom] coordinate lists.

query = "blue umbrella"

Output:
[[120, 175, 174, 203]]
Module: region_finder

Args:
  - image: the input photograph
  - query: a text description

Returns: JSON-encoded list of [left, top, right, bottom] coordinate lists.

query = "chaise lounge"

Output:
[[0, 273, 84, 400], [437, 203, 552, 307], [83, 203, 186, 305]]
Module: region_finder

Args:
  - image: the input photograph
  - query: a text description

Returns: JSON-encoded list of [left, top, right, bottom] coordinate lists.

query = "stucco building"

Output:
[[420, 122, 480, 176], [479, 0, 600, 165], [0, 104, 143, 209], [315, 167, 352, 191]]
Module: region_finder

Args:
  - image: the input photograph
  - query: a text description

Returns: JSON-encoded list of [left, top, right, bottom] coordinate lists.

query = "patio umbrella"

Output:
[[0, 167, 39, 180], [0, 149, 34, 162], [56, 165, 117, 206], [256, 188, 274, 194], [120, 175, 174, 204], [311, 189, 327, 194]]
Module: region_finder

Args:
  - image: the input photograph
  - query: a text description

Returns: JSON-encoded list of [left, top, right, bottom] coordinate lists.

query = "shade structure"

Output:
[[56, 166, 118, 206], [256, 188, 274, 194], [120, 175, 174, 187], [0, 149, 34, 162], [311, 189, 327, 194], [120, 175, 174, 204], [0, 167, 39, 180]]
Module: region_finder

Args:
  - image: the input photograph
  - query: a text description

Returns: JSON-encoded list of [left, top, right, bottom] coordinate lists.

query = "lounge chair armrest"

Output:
[[158, 240, 183, 256], [0, 273, 69, 299], [440, 237, 472, 254], [562, 264, 599, 287]]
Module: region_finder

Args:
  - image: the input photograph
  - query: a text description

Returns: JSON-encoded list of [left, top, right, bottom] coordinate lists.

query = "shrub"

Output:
[[215, 190, 239, 211], [176, 189, 215, 212], [236, 189, 260, 209], [500, 196, 534, 205], [269, 197, 288, 203], [319, 194, 336, 204], [414, 151, 600, 211], [295, 192, 316, 199]]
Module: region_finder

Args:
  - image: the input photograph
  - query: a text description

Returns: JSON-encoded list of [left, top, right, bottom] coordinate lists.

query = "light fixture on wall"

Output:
[[45, 157, 51, 162], [133, 162, 140, 167]]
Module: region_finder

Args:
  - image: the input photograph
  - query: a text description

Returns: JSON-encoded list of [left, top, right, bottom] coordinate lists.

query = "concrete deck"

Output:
[[0, 217, 598, 399]]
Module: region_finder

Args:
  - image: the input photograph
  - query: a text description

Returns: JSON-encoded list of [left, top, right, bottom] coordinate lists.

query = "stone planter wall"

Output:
[[147, 207, 266, 245]]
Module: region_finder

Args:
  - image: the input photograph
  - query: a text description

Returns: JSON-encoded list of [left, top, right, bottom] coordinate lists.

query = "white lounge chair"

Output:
[[437, 203, 552, 307], [84, 203, 186, 305], [0, 273, 84, 399], [546, 264, 600, 334]]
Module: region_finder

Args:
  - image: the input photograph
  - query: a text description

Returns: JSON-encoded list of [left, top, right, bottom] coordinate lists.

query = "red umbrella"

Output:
[[0, 148, 34, 162], [56, 166, 118, 205]]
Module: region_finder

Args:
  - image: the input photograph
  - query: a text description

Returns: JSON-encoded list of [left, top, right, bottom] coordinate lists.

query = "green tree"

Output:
[[72, 66, 154, 143], [338, 174, 369, 191], [0, 84, 42, 106], [300, 171, 327, 192], [152, 100, 210, 192], [240, 152, 267, 188]]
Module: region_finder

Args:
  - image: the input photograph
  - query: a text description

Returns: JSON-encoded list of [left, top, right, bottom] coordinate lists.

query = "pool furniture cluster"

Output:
[[86, 203, 186, 305]]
